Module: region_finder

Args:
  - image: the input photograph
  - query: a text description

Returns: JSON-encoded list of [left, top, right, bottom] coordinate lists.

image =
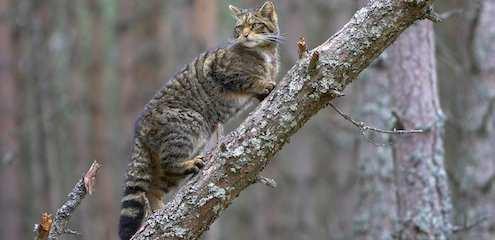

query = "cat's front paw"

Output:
[[183, 155, 205, 175], [254, 81, 276, 101]]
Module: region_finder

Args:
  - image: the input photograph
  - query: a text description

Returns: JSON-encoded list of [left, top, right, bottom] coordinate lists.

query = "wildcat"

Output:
[[118, 2, 281, 239]]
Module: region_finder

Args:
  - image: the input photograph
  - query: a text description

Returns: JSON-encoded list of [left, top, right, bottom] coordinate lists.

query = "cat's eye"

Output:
[[234, 25, 242, 33], [252, 23, 265, 30]]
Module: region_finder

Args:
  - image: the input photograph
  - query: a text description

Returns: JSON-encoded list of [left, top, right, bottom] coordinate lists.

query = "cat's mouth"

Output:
[[237, 34, 284, 48], [240, 37, 264, 48]]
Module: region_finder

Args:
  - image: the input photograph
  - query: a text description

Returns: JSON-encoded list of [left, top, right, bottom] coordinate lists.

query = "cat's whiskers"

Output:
[[260, 34, 286, 44]]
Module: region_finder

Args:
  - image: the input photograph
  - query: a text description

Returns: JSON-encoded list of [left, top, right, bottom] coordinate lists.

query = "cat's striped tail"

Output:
[[118, 137, 151, 240]]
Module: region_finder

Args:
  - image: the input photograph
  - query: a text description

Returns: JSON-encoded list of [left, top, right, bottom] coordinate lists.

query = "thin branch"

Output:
[[308, 51, 320, 77], [297, 36, 308, 59], [425, 6, 444, 23], [47, 160, 102, 240], [329, 102, 425, 135], [256, 176, 277, 188], [34, 213, 52, 240], [84, 160, 102, 195], [424, 6, 462, 23]]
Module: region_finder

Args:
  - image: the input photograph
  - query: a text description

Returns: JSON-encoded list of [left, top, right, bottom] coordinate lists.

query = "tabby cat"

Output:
[[118, 1, 281, 239]]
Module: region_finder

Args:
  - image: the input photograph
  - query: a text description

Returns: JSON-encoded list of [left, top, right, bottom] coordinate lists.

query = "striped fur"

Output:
[[119, 2, 280, 239]]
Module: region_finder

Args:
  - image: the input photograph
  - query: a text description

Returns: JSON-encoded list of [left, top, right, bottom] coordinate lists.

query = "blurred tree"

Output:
[[351, 1, 397, 239], [351, 54, 397, 240], [193, 0, 218, 49], [446, 0, 495, 238], [84, 0, 120, 238], [388, 21, 452, 239], [10, 2, 56, 238], [0, 1, 22, 239]]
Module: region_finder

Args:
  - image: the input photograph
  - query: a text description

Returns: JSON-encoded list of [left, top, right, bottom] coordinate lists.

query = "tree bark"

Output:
[[132, 1, 437, 239], [352, 60, 397, 239], [388, 22, 452, 239]]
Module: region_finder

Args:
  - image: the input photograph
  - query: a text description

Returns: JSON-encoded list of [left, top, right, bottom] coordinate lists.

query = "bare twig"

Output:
[[330, 90, 345, 98], [425, 9, 443, 22], [424, 5, 463, 23], [297, 36, 308, 59], [34, 213, 52, 240], [329, 103, 425, 137], [308, 51, 320, 77], [84, 160, 102, 195], [256, 176, 277, 188], [47, 160, 102, 240]]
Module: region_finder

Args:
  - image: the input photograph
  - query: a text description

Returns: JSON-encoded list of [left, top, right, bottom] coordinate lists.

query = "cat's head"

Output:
[[229, 1, 281, 48]]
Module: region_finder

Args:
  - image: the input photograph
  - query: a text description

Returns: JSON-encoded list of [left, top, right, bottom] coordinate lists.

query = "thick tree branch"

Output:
[[132, 1, 436, 239]]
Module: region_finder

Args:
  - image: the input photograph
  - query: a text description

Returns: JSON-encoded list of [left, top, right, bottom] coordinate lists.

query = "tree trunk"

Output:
[[448, 0, 495, 238], [193, 0, 217, 49], [352, 62, 397, 239], [85, 1, 119, 238], [388, 21, 452, 239], [0, 1, 22, 238], [10, 0, 56, 232]]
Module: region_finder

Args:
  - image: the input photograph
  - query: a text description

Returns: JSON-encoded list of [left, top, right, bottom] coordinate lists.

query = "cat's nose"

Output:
[[242, 29, 250, 38]]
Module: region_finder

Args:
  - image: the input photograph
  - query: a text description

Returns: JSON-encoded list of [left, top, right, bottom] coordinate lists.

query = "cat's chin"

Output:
[[239, 41, 261, 48], [239, 41, 275, 49]]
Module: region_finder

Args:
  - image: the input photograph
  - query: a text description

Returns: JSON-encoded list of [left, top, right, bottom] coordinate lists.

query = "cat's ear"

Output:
[[229, 5, 242, 18], [257, 1, 276, 21]]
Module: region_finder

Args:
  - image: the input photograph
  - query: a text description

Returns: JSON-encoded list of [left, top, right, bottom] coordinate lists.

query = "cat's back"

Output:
[[149, 45, 268, 104]]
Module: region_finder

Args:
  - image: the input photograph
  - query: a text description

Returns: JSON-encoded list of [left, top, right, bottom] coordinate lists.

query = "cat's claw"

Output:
[[184, 155, 205, 175], [255, 81, 276, 101], [194, 156, 205, 169]]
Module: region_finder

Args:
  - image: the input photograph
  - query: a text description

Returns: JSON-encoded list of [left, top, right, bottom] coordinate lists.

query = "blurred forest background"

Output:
[[0, 0, 494, 239]]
